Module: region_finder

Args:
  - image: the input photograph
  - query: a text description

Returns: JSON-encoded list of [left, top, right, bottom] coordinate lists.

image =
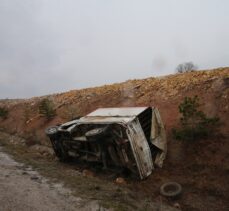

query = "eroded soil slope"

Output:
[[0, 68, 228, 142]]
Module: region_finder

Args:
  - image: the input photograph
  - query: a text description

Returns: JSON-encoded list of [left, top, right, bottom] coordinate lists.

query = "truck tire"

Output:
[[45, 126, 59, 139], [160, 182, 182, 198], [85, 126, 109, 141]]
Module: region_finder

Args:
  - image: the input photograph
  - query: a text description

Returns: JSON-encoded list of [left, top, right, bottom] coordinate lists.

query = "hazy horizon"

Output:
[[1, 0, 229, 98]]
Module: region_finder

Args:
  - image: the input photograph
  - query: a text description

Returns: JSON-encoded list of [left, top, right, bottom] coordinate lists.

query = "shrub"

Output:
[[0, 106, 9, 119], [38, 98, 56, 120], [173, 96, 220, 141]]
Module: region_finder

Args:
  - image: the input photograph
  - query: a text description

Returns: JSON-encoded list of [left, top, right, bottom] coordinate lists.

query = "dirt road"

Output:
[[0, 146, 104, 211]]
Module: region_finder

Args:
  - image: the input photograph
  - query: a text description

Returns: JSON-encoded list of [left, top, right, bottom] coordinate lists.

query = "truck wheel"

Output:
[[45, 126, 59, 139], [160, 182, 182, 198], [85, 126, 109, 141]]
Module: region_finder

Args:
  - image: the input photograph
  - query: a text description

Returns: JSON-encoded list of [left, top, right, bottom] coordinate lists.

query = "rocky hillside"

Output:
[[0, 67, 228, 144], [0, 67, 228, 210]]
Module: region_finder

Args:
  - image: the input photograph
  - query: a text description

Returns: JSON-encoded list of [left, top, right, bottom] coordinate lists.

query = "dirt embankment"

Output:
[[0, 67, 229, 211], [0, 67, 228, 143]]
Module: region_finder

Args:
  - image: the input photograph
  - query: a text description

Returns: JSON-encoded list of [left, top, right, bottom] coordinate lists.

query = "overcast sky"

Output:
[[0, 0, 229, 98]]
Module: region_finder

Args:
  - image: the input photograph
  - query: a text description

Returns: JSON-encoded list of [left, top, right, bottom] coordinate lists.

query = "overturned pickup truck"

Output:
[[45, 107, 167, 179]]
